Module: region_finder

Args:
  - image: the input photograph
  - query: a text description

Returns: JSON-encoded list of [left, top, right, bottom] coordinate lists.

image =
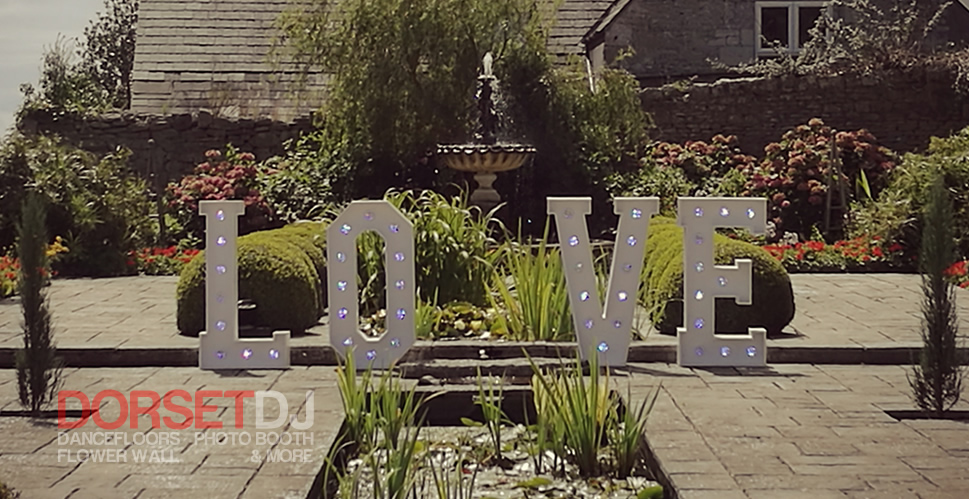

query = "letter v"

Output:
[[548, 197, 659, 366]]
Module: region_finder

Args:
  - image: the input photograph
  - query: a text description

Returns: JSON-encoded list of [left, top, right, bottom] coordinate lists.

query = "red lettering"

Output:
[[58, 391, 90, 429], [92, 390, 128, 430], [129, 390, 160, 429], [225, 390, 254, 429], [163, 390, 194, 430], [195, 390, 222, 429]]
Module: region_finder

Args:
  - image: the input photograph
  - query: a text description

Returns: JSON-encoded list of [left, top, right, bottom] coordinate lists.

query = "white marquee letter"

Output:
[[327, 200, 415, 369], [199, 201, 290, 369], [677, 198, 767, 367], [549, 197, 659, 366]]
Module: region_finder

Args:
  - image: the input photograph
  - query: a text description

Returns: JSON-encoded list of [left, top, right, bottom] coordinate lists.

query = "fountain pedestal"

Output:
[[471, 172, 499, 208]]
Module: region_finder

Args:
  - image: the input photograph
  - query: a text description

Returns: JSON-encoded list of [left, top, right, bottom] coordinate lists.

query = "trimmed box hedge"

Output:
[[176, 221, 328, 335], [643, 217, 795, 336]]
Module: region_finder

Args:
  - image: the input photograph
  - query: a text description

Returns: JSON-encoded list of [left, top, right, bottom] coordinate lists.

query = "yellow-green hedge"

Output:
[[176, 222, 327, 335], [643, 217, 795, 336]]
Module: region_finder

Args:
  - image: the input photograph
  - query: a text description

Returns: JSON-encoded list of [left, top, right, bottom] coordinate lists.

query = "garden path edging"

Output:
[[1, 342, 963, 368]]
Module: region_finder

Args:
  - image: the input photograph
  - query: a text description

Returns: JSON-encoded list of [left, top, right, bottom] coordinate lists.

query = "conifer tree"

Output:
[[15, 192, 63, 416], [910, 172, 965, 417]]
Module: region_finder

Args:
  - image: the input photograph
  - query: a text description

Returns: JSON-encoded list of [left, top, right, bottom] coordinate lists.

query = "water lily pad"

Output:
[[637, 484, 664, 499], [516, 476, 553, 489]]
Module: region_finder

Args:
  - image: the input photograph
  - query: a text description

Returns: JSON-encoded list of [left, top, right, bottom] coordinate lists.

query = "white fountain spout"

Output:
[[483, 52, 493, 77]]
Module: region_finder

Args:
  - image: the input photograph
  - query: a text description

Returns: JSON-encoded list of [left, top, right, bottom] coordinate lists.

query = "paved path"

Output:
[[0, 366, 343, 498], [625, 363, 969, 499], [2, 274, 969, 498]]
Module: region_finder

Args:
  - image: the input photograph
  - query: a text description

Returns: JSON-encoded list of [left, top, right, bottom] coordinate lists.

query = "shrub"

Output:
[[257, 133, 354, 223], [502, 61, 653, 236], [643, 218, 795, 336], [176, 225, 324, 335], [606, 159, 695, 216], [0, 134, 155, 277], [850, 126, 969, 258], [745, 118, 896, 239], [608, 134, 752, 215], [166, 148, 276, 246]]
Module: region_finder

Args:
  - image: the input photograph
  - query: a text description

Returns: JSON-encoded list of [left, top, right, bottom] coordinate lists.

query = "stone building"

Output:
[[583, 0, 969, 86]]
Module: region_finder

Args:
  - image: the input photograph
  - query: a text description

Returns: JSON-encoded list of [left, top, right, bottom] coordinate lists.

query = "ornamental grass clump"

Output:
[[328, 354, 430, 499], [15, 192, 63, 416], [489, 224, 573, 341], [355, 189, 501, 316], [909, 173, 965, 418], [528, 351, 661, 479]]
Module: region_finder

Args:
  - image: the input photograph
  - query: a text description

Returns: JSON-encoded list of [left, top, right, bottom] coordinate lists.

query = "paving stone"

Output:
[[666, 472, 738, 490], [735, 474, 867, 490], [677, 490, 748, 499], [745, 490, 851, 499]]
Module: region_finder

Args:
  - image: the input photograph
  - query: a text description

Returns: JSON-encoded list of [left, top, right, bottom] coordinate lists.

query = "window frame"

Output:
[[755, 1, 829, 57]]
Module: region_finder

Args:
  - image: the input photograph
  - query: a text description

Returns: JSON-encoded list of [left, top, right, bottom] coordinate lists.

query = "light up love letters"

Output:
[[326, 201, 416, 370], [198, 196, 767, 370], [676, 197, 767, 367], [548, 197, 659, 366], [198, 200, 290, 369]]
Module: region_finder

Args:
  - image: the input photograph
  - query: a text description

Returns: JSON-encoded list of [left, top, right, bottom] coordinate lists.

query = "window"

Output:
[[756, 1, 828, 56]]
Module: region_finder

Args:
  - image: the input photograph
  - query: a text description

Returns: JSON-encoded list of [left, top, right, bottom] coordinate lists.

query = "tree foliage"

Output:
[[274, 0, 653, 234], [274, 0, 552, 197], [81, 0, 140, 109], [19, 0, 138, 114]]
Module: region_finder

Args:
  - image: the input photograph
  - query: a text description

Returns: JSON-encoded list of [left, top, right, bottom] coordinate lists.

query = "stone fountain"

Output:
[[436, 53, 536, 210]]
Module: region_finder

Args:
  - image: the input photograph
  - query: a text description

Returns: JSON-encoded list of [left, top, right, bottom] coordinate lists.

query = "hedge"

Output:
[[643, 217, 795, 336], [176, 222, 327, 335]]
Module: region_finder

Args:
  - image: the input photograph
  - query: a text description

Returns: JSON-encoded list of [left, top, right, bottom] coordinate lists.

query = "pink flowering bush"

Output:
[[165, 148, 276, 244], [744, 118, 897, 238], [609, 134, 753, 214]]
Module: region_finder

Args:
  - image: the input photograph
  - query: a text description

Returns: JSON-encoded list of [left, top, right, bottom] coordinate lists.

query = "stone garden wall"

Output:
[[18, 109, 315, 185], [641, 68, 969, 155]]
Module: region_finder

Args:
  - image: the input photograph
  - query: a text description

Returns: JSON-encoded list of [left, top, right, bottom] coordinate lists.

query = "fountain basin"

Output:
[[436, 144, 536, 173], [437, 143, 536, 209]]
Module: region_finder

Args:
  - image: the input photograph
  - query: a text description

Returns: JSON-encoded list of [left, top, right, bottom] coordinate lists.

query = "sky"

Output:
[[0, 0, 104, 136]]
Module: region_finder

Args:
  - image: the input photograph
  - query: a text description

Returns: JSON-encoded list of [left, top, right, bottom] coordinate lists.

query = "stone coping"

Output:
[[1, 341, 964, 369]]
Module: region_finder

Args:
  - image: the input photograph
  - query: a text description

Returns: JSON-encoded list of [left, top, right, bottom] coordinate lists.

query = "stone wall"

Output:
[[18, 108, 315, 185], [641, 68, 969, 154]]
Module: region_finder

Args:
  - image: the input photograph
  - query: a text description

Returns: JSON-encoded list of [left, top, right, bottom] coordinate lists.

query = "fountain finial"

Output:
[[482, 52, 493, 78]]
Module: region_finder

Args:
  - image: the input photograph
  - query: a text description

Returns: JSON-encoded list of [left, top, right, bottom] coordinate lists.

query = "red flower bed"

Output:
[[127, 247, 201, 275], [944, 260, 969, 289], [761, 235, 910, 272], [0, 255, 19, 298]]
